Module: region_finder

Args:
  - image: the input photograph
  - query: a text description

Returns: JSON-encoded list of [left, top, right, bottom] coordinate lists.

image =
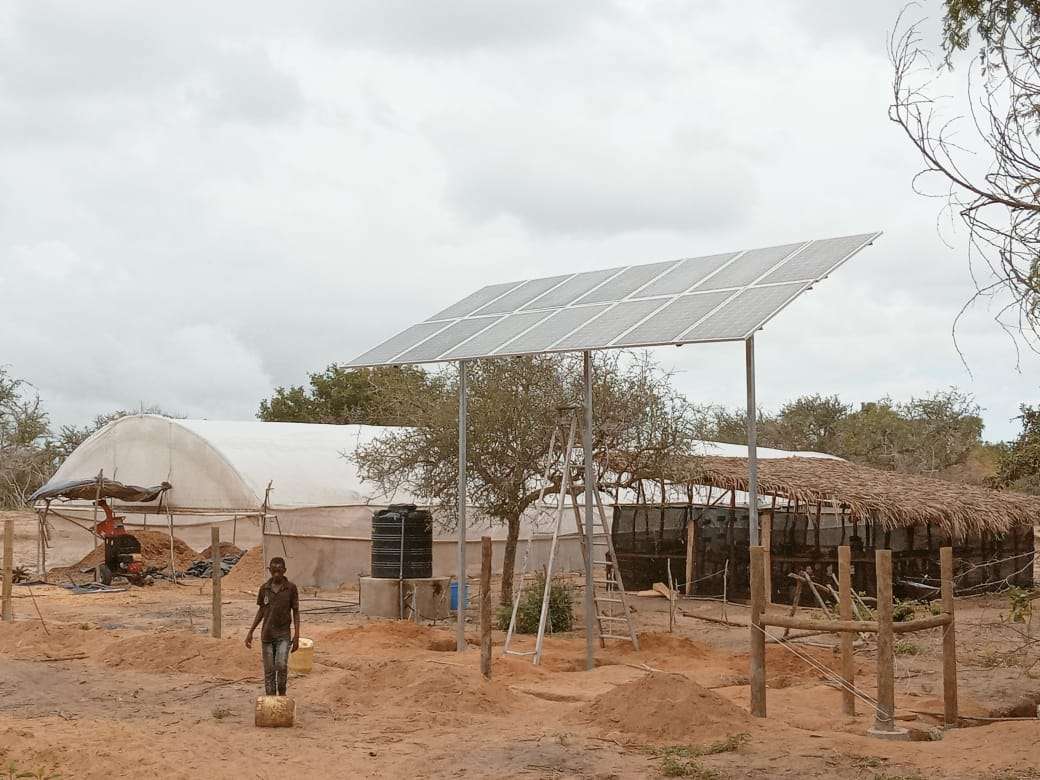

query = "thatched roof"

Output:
[[669, 455, 1040, 536]]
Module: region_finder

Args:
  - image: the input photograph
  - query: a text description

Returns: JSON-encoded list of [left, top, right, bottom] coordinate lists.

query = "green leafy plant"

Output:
[[1006, 587, 1033, 624], [649, 734, 747, 777], [3, 762, 61, 780], [495, 574, 574, 634], [659, 756, 722, 779], [894, 640, 921, 656], [892, 600, 916, 623]]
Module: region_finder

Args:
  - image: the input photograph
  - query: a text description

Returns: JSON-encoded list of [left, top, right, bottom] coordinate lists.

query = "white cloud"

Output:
[[0, 0, 1035, 446]]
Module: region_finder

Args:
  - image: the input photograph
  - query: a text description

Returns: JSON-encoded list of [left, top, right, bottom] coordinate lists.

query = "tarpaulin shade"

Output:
[[30, 477, 171, 504]]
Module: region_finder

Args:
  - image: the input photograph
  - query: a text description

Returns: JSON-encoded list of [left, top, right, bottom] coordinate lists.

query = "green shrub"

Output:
[[892, 600, 916, 622], [496, 574, 574, 634], [894, 640, 921, 656], [1007, 587, 1033, 624]]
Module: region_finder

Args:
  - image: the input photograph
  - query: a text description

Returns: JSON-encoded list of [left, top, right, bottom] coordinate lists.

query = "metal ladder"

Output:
[[502, 406, 638, 664], [571, 486, 639, 650]]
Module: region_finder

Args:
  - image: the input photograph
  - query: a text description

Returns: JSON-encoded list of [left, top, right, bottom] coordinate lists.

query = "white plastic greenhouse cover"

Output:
[[40, 415, 413, 513], [40, 414, 838, 518]]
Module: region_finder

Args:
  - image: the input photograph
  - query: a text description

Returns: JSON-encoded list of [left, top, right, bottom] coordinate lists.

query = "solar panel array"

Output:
[[348, 231, 880, 367]]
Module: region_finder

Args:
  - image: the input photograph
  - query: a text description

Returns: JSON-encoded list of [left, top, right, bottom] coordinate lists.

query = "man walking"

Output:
[[245, 556, 300, 696]]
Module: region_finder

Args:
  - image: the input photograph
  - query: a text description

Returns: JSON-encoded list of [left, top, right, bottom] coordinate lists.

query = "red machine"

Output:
[[96, 500, 145, 585]]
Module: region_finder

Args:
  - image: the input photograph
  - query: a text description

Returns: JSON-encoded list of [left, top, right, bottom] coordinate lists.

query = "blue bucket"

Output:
[[450, 580, 469, 610]]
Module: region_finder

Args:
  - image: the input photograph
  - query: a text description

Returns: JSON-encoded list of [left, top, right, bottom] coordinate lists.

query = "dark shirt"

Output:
[[257, 578, 299, 642]]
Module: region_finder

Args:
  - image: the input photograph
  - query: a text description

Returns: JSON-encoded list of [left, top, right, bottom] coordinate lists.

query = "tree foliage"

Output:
[[0, 368, 53, 507], [353, 352, 701, 604], [257, 364, 430, 426], [890, 2, 1040, 342], [996, 404, 1040, 492], [702, 388, 984, 475]]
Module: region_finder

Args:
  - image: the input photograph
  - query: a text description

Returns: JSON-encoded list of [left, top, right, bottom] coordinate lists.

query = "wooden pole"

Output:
[[666, 559, 675, 633], [761, 505, 772, 604], [940, 546, 958, 727], [480, 536, 492, 679], [874, 549, 895, 732], [211, 527, 222, 639], [685, 517, 696, 596], [838, 545, 855, 716], [749, 545, 766, 717], [2, 517, 13, 622]]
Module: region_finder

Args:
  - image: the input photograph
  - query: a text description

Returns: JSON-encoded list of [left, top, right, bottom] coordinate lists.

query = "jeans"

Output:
[[262, 637, 291, 696]]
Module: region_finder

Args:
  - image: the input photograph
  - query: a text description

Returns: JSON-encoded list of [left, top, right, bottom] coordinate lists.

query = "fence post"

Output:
[[749, 545, 766, 717], [2, 518, 13, 622], [684, 520, 696, 596], [873, 549, 896, 733], [761, 512, 772, 604], [210, 527, 222, 639], [480, 536, 492, 679], [838, 545, 855, 716], [941, 546, 958, 727]]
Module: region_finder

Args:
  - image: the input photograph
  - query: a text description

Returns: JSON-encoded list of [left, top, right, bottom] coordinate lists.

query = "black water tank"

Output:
[[371, 504, 433, 579]]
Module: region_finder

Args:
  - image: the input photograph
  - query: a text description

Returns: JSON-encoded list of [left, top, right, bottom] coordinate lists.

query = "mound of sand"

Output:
[[221, 546, 265, 590], [0, 623, 259, 680], [626, 632, 713, 660], [79, 531, 197, 571], [323, 620, 467, 654], [99, 631, 258, 679], [323, 658, 516, 715], [578, 671, 753, 742], [197, 542, 243, 559]]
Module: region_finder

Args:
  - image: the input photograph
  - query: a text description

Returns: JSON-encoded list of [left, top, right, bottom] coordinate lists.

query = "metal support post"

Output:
[[745, 337, 759, 545], [583, 350, 595, 672], [456, 360, 468, 652]]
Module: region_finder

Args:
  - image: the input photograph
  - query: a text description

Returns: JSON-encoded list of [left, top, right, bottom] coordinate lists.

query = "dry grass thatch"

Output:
[[668, 456, 1040, 537]]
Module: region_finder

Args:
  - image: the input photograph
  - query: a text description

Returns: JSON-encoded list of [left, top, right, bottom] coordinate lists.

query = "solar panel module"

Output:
[[348, 231, 880, 367]]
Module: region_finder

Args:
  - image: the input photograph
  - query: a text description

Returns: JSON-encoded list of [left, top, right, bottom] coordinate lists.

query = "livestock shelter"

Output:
[[32, 414, 588, 588], [612, 454, 1040, 601]]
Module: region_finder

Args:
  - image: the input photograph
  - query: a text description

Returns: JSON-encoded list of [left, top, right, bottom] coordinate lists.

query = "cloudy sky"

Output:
[[0, 1, 1036, 441]]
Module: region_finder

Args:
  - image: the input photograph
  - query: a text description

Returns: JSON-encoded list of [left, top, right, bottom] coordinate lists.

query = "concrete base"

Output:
[[360, 576, 451, 620], [867, 724, 910, 741]]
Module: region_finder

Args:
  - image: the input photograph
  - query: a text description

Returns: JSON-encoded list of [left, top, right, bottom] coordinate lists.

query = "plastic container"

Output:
[[288, 637, 314, 674], [255, 695, 295, 727], [371, 504, 433, 579], [450, 580, 469, 610]]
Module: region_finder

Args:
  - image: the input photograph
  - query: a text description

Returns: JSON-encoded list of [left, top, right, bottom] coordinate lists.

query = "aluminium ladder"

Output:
[[502, 405, 638, 664]]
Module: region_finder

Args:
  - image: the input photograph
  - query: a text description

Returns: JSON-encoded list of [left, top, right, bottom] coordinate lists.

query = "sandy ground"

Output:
[[2, 510, 1040, 779]]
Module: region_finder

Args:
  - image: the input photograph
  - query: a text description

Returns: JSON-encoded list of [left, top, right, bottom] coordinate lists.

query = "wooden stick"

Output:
[[25, 584, 48, 635], [211, 527, 222, 639], [684, 518, 696, 596], [2, 517, 13, 622], [722, 559, 729, 622], [941, 546, 958, 727], [763, 614, 878, 633], [782, 578, 804, 639], [798, 570, 835, 618], [838, 545, 855, 716], [480, 536, 492, 679], [666, 559, 675, 633], [874, 548, 896, 732], [761, 506, 772, 604], [681, 610, 746, 628], [749, 545, 766, 717]]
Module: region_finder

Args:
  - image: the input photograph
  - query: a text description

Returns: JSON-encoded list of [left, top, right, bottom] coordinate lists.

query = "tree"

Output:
[[258, 364, 430, 426], [889, 2, 1040, 342], [764, 394, 850, 454], [699, 389, 983, 475], [0, 368, 53, 507], [996, 404, 1040, 492], [354, 352, 699, 605]]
